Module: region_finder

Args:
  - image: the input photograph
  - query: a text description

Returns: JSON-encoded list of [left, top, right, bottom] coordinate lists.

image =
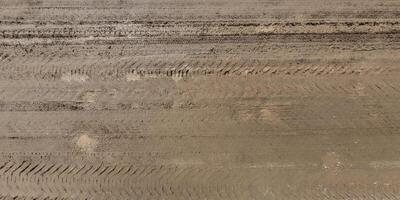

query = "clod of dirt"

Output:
[[76, 134, 98, 153]]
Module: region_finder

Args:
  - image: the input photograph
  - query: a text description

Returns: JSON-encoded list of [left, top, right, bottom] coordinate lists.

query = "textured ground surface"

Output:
[[1, 0, 400, 199]]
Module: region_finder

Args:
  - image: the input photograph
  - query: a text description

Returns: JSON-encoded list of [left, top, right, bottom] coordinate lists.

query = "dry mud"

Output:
[[1, 0, 400, 199]]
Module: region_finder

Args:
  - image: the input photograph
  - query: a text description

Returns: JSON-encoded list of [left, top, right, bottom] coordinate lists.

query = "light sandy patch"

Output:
[[168, 158, 205, 166], [76, 134, 98, 153], [61, 73, 89, 82], [172, 75, 183, 82], [322, 152, 351, 172], [370, 161, 400, 169], [260, 108, 290, 130], [255, 25, 277, 34], [126, 73, 141, 81], [80, 91, 97, 103]]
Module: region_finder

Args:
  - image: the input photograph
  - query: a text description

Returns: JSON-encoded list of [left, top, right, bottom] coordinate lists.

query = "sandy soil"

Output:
[[1, 0, 400, 199]]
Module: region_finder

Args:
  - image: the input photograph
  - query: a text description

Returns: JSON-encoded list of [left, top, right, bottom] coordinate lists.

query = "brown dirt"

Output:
[[1, 0, 400, 199]]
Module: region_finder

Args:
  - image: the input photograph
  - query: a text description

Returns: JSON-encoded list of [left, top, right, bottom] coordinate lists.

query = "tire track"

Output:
[[1, 21, 400, 39], [1, 0, 400, 23], [0, 57, 397, 80], [0, 161, 252, 199], [0, 157, 400, 199], [1, 77, 400, 105]]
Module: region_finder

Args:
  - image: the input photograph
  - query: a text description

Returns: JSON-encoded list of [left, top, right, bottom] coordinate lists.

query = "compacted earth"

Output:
[[1, 0, 400, 199]]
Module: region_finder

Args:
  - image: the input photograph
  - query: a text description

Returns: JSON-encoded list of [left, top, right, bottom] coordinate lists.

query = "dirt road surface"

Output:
[[1, 0, 400, 199]]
